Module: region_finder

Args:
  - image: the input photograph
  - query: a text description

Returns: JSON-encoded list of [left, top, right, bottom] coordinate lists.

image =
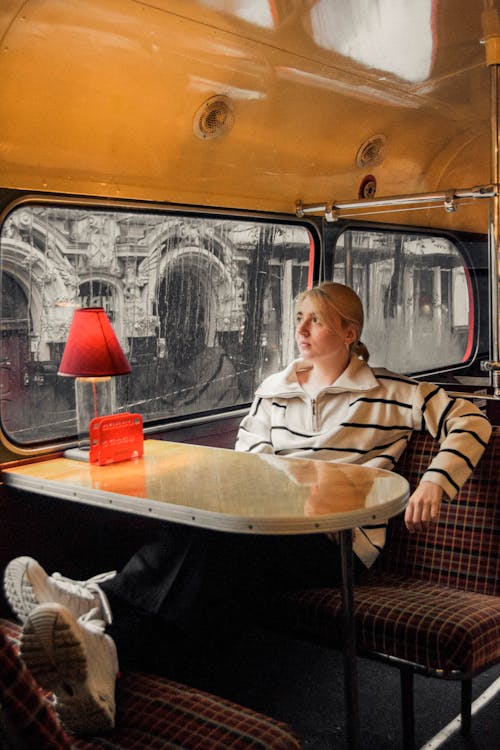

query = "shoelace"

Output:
[[52, 570, 116, 594], [78, 607, 106, 634], [52, 570, 116, 624]]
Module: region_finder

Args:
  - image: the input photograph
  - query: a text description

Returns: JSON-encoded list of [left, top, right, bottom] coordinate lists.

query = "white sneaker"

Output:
[[3, 557, 115, 625], [21, 603, 119, 734]]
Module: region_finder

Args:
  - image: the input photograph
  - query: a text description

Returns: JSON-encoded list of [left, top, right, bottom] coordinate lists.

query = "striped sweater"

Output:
[[235, 356, 492, 567]]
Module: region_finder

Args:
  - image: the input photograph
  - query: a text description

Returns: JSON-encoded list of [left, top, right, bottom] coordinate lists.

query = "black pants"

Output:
[[100, 523, 364, 672]]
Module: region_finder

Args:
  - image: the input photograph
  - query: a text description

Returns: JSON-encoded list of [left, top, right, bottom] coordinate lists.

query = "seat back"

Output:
[[0, 621, 72, 750], [377, 427, 499, 596]]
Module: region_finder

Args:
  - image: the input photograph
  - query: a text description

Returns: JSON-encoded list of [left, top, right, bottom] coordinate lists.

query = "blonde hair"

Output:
[[295, 282, 370, 362]]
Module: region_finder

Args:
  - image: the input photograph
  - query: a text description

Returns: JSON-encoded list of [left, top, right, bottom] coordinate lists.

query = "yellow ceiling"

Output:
[[0, 0, 497, 232]]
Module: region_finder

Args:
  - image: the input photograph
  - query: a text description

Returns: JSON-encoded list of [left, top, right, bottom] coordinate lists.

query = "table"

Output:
[[3, 439, 409, 748]]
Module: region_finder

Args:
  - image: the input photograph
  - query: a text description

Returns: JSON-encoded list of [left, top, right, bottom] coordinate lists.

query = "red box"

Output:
[[89, 413, 144, 465]]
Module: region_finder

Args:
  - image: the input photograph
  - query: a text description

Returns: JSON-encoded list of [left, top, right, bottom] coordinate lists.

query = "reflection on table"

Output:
[[2, 439, 410, 534]]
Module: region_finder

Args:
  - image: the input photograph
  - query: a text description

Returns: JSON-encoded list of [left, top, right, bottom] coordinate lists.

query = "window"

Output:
[[0, 204, 313, 445], [333, 229, 471, 373]]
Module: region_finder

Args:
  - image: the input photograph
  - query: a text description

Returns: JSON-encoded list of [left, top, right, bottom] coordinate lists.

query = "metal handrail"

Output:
[[295, 185, 497, 221]]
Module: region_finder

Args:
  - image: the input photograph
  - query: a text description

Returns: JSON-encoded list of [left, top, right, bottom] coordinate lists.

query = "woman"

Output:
[[3, 283, 491, 734], [236, 282, 491, 564]]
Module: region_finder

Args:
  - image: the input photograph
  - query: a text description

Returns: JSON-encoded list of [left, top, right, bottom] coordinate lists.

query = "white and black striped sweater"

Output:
[[235, 356, 492, 567]]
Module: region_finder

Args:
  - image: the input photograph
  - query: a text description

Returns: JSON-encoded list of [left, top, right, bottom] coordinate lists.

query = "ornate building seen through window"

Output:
[[0, 205, 313, 445]]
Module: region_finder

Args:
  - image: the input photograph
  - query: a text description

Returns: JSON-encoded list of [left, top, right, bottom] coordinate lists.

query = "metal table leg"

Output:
[[339, 529, 361, 749]]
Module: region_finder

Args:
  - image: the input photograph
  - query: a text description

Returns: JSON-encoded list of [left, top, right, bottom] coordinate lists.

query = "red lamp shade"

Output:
[[58, 308, 131, 377]]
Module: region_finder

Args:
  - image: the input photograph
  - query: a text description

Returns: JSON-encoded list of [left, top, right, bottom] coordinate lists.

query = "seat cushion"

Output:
[[75, 671, 300, 750], [279, 573, 500, 673], [0, 618, 301, 750]]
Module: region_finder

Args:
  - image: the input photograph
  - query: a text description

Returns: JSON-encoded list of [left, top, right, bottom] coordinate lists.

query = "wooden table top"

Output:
[[2, 439, 410, 534]]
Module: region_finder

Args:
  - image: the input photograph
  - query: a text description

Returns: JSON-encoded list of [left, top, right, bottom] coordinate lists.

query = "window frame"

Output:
[[323, 219, 488, 380]]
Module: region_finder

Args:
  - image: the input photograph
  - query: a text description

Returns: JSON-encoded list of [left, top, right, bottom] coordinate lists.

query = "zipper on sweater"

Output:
[[311, 398, 317, 431]]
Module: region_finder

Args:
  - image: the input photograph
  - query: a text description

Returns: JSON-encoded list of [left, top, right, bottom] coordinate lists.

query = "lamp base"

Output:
[[75, 376, 115, 447], [63, 447, 90, 462]]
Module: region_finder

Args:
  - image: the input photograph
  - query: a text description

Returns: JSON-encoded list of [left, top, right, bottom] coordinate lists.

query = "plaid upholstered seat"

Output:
[[276, 428, 500, 748], [278, 572, 499, 673], [0, 618, 302, 750]]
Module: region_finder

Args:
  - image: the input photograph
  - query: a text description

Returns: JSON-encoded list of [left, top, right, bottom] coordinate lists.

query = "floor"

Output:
[[172, 627, 500, 750]]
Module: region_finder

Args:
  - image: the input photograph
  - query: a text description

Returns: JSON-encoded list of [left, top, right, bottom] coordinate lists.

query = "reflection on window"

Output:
[[200, 0, 275, 28], [0, 205, 312, 444], [308, 0, 433, 84], [333, 230, 471, 374]]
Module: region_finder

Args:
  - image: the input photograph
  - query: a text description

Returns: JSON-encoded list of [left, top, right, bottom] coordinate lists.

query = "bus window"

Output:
[[332, 229, 472, 374], [0, 204, 313, 445]]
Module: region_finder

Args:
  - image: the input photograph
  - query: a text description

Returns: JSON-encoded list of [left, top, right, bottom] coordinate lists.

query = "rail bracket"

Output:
[[444, 192, 457, 213], [481, 361, 500, 398], [324, 202, 339, 223]]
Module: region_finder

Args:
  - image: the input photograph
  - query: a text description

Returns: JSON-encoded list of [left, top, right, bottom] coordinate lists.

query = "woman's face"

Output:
[[295, 296, 356, 365]]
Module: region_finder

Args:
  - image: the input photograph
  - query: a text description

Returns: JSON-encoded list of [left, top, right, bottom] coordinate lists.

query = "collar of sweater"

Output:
[[255, 355, 380, 399]]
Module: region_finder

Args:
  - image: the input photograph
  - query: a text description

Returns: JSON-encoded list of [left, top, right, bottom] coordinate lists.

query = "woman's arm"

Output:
[[405, 383, 492, 532]]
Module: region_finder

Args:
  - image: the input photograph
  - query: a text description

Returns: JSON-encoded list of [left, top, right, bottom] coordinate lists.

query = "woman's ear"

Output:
[[344, 324, 357, 347]]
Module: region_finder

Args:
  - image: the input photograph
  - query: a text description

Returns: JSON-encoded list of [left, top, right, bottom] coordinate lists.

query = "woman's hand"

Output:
[[404, 481, 444, 533]]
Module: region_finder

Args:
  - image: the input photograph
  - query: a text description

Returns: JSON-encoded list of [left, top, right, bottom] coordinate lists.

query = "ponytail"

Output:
[[351, 340, 370, 362]]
